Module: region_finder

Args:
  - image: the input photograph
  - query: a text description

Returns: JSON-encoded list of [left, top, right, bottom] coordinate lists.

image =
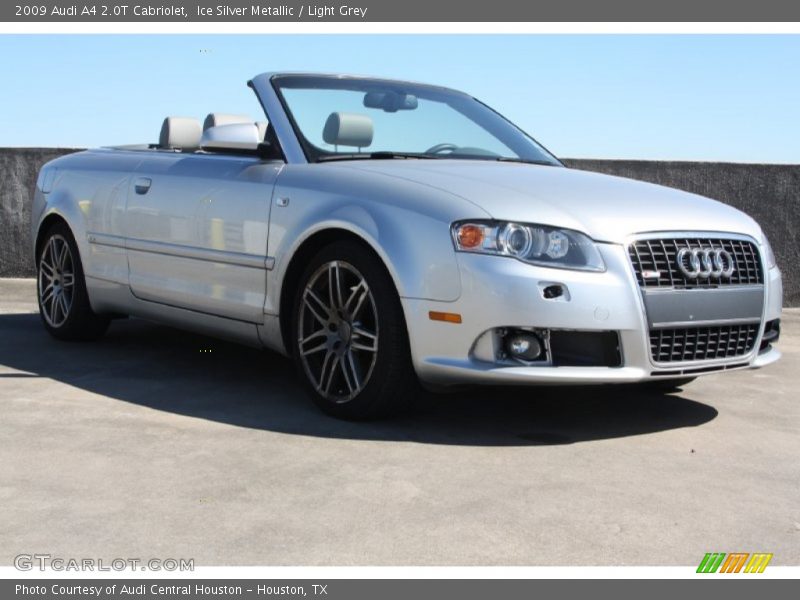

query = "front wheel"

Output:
[[37, 222, 110, 341], [290, 241, 418, 419]]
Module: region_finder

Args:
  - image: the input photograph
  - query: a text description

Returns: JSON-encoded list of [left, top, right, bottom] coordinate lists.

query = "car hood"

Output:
[[334, 160, 762, 244]]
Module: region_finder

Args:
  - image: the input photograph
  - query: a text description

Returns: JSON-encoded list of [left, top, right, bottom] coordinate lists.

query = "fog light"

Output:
[[505, 331, 544, 361]]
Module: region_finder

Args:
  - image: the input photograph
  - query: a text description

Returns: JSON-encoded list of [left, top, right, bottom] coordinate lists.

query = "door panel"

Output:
[[78, 151, 145, 285], [125, 153, 281, 323]]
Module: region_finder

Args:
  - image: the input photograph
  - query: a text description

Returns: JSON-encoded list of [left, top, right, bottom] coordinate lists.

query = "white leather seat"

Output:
[[159, 117, 202, 151], [323, 112, 373, 148]]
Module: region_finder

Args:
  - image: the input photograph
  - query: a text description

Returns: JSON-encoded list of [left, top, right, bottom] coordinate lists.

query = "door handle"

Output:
[[134, 177, 152, 195]]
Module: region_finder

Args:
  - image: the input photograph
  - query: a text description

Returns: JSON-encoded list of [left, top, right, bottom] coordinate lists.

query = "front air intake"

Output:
[[650, 324, 759, 363]]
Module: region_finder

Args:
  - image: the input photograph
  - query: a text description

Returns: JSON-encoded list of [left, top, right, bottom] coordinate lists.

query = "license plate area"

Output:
[[642, 286, 764, 328]]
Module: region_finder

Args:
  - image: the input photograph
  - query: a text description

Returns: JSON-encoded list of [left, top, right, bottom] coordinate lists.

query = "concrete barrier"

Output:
[[1, 148, 797, 305], [0, 148, 80, 277]]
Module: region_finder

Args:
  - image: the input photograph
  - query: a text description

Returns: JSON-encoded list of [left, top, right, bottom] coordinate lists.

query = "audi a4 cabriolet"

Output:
[[32, 72, 782, 418]]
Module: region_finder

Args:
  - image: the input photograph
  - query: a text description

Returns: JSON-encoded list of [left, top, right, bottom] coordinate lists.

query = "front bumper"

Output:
[[402, 243, 782, 386]]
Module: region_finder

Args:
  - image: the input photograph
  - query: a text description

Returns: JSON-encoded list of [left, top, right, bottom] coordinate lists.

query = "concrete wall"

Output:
[[1, 149, 797, 305], [0, 148, 80, 277]]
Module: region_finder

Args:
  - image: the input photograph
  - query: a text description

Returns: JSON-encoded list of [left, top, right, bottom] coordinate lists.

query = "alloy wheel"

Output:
[[297, 260, 379, 403], [38, 234, 75, 328]]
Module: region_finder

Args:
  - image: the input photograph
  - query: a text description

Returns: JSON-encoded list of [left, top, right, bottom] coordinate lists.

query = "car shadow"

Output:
[[0, 313, 718, 447]]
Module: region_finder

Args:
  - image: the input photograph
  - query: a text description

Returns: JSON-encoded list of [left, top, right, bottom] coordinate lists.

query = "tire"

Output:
[[37, 222, 110, 341], [290, 240, 418, 419], [642, 377, 697, 392]]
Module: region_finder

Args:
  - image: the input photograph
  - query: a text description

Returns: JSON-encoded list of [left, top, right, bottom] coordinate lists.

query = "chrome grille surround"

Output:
[[629, 236, 763, 288]]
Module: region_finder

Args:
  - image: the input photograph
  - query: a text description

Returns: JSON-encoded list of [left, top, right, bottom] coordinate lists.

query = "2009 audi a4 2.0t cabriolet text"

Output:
[[32, 72, 782, 419]]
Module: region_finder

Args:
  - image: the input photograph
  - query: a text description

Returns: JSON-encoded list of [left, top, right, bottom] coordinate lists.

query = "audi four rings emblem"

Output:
[[676, 247, 736, 279]]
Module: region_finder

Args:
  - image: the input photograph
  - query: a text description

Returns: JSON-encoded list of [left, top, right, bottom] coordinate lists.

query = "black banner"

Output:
[[3, 0, 800, 22]]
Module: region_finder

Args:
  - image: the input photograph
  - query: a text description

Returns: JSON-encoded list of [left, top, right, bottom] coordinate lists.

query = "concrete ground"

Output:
[[0, 278, 797, 566]]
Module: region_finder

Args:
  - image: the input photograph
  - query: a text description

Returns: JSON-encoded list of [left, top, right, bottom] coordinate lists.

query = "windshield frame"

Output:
[[269, 74, 563, 166]]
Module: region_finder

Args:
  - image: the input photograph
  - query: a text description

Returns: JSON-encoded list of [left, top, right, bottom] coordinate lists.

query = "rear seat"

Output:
[[159, 116, 202, 151]]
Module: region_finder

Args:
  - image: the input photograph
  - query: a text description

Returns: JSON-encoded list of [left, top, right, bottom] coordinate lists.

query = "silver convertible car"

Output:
[[32, 72, 782, 418]]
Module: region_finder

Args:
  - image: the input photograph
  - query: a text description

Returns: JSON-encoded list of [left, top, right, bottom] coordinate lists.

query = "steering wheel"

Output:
[[425, 143, 459, 155]]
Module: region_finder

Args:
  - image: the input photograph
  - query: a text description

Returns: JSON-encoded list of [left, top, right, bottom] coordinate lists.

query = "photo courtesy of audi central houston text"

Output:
[[32, 72, 782, 419]]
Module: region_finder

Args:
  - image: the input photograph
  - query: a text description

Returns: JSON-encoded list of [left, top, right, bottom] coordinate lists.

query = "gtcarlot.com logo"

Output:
[[697, 552, 773, 573], [14, 554, 194, 572]]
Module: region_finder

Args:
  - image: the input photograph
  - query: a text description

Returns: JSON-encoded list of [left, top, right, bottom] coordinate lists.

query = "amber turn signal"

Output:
[[456, 224, 484, 249], [428, 311, 462, 324]]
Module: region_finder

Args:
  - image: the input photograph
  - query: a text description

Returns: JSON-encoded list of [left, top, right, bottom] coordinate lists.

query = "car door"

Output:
[[125, 152, 282, 323]]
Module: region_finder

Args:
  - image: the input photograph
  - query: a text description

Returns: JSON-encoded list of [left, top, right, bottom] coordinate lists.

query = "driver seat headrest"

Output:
[[323, 112, 373, 148]]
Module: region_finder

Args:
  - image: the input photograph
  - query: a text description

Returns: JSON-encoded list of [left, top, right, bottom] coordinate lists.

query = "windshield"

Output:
[[271, 75, 561, 165]]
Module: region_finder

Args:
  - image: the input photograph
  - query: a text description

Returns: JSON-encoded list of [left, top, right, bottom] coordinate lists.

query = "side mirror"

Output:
[[200, 123, 260, 153]]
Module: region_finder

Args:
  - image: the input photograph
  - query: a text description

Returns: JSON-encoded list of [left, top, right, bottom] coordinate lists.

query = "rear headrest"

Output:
[[159, 117, 202, 150], [323, 112, 373, 148], [203, 113, 252, 131]]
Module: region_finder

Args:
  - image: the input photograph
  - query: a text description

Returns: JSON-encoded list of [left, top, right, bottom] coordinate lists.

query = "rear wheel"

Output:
[[290, 240, 418, 419], [37, 222, 110, 341]]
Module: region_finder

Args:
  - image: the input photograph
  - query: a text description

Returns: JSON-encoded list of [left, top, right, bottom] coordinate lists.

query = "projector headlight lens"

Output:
[[501, 224, 533, 257], [452, 220, 605, 272]]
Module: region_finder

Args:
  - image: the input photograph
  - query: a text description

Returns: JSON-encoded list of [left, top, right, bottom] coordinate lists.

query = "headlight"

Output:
[[452, 220, 605, 272], [763, 235, 777, 269]]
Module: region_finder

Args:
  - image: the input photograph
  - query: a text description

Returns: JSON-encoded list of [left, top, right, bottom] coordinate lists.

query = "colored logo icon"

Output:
[[697, 553, 773, 573]]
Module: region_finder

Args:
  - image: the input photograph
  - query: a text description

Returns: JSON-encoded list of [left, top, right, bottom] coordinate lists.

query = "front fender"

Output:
[[33, 186, 89, 265], [265, 165, 484, 314], [266, 204, 461, 316]]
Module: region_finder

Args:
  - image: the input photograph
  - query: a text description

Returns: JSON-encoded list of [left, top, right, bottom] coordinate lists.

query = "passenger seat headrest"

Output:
[[323, 112, 373, 148], [203, 113, 252, 131], [159, 117, 202, 150]]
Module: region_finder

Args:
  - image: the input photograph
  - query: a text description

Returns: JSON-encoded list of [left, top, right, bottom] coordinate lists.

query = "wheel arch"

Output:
[[277, 227, 404, 357], [34, 212, 73, 264], [33, 181, 89, 264]]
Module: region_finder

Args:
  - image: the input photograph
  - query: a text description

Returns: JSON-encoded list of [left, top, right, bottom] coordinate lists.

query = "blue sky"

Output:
[[0, 35, 798, 162]]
